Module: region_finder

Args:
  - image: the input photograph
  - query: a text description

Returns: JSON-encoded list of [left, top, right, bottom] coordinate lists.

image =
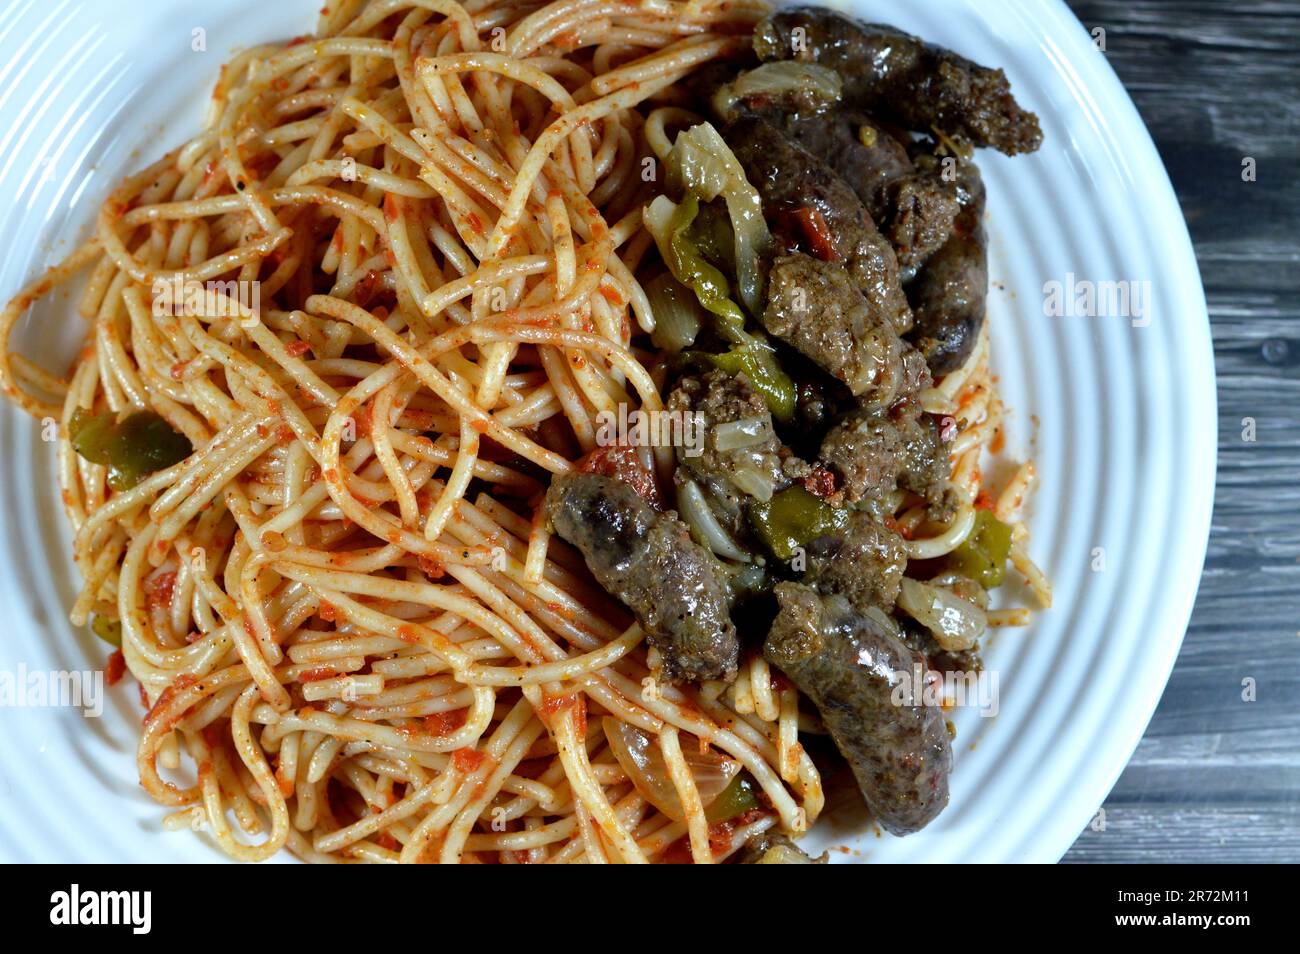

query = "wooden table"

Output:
[[1061, 0, 1300, 862]]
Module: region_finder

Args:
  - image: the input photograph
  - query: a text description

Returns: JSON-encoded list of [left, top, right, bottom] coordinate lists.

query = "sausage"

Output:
[[817, 400, 955, 521], [753, 6, 1043, 155], [804, 511, 908, 611], [780, 109, 961, 275], [905, 152, 987, 375], [723, 114, 914, 335], [544, 473, 739, 682], [764, 582, 951, 835], [763, 252, 921, 407]]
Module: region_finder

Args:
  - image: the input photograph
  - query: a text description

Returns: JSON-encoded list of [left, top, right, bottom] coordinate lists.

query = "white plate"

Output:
[[0, 0, 1215, 863]]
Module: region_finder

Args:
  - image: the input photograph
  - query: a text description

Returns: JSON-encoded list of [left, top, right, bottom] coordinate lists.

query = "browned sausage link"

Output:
[[753, 6, 1043, 155], [764, 582, 951, 835], [544, 473, 739, 682], [763, 252, 925, 407], [779, 110, 960, 276], [781, 111, 913, 221], [803, 510, 908, 611], [906, 153, 987, 375], [816, 400, 956, 522], [723, 114, 913, 335]]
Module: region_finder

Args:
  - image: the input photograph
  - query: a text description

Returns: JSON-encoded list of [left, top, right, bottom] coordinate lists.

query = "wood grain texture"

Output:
[[1060, 0, 1300, 863]]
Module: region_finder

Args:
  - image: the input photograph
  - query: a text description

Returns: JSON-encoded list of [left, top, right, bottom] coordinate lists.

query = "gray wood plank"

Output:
[[1065, 805, 1300, 863], [1060, 0, 1300, 863]]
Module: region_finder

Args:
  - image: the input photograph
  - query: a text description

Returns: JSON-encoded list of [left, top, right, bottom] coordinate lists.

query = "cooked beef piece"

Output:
[[764, 252, 925, 408], [722, 115, 913, 335], [666, 370, 793, 536], [698, 63, 919, 234], [804, 511, 908, 610], [735, 830, 828, 864], [888, 166, 963, 279], [895, 410, 956, 518], [782, 110, 911, 215], [753, 6, 1043, 155], [906, 152, 987, 375], [544, 473, 739, 682], [818, 407, 901, 506], [818, 402, 955, 521], [764, 582, 951, 835], [708, 74, 955, 271], [779, 110, 960, 276]]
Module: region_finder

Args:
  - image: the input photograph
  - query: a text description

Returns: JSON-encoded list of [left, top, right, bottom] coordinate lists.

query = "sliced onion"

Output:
[[928, 572, 990, 611], [678, 479, 752, 562], [713, 416, 771, 452], [729, 462, 775, 503], [668, 123, 771, 317], [643, 194, 678, 250], [897, 577, 986, 652], [602, 717, 740, 822], [645, 272, 704, 352], [711, 61, 843, 120]]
